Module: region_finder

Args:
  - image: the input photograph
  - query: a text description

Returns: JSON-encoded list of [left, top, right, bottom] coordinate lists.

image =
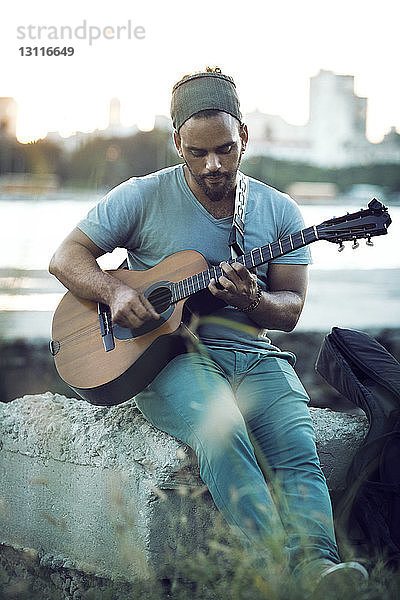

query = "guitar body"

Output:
[[51, 250, 208, 406]]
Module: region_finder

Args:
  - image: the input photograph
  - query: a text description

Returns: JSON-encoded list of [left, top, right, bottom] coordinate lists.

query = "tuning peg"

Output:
[[338, 241, 345, 252], [352, 238, 359, 249], [366, 236, 374, 247]]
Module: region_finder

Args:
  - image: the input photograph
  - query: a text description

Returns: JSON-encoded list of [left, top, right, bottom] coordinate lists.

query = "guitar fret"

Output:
[[250, 249, 256, 267], [280, 237, 293, 254], [260, 246, 271, 262], [243, 254, 251, 269], [303, 227, 313, 243], [270, 241, 281, 258], [231, 254, 243, 266], [251, 248, 262, 267], [305, 227, 317, 244], [291, 231, 303, 249], [212, 266, 218, 281], [171, 283, 177, 303]]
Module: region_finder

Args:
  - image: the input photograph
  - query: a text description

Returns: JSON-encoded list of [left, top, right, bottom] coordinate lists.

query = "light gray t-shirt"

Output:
[[77, 164, 311, 357]]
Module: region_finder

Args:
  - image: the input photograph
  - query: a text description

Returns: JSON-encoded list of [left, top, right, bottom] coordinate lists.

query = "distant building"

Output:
[[246, 70, 400, 168], [0, 98, 18, 138], [307, 70, 368, 166], [154, 114, 173, 132], [286, 181, 339, 203], [46, 98, 138, 151], [109, 97, 121, 127], [365, 127, 400, 164], [245, 110, 312, 163], [103, 97, 137, 138], [46, 129, 103, 153]]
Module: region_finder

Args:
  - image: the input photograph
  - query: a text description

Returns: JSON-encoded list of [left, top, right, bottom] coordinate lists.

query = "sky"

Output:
[[1, 0, 399, 144]]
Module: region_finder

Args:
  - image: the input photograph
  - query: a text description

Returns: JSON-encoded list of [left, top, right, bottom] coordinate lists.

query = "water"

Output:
[[0, 192, 398, 337], [1, 192, 125, 272], [1, 194, 398, 272]]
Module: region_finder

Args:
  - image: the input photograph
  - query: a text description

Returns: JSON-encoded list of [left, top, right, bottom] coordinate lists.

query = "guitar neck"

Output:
[[170, 225, 319, 303]]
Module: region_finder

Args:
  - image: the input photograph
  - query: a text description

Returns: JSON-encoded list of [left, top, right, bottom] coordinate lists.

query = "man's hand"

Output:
[[49, 227, 160, 330], [208, 261, 308, 332], [208, 261, 259, 310], [109, 284, 160, 329]]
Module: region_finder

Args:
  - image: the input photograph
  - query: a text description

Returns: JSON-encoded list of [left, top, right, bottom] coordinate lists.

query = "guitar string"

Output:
[[59, 325, 101, 345]]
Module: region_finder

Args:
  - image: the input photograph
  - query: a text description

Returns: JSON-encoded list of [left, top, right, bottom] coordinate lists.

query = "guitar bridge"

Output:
[[98, 303, 115, 352]]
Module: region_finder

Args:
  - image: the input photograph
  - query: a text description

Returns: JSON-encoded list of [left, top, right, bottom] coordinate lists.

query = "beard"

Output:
[[185, 160, 241, 202]]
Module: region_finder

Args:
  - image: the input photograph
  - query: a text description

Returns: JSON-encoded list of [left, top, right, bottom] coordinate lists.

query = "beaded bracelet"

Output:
[[240, 284, 263, 313]]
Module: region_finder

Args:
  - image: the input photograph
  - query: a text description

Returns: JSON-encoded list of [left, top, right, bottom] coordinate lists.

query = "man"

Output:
[[49, 67, 368, 594]]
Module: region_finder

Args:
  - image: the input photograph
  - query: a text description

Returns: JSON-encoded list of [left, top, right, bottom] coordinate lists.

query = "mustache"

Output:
[[202, 172, 227, 179]]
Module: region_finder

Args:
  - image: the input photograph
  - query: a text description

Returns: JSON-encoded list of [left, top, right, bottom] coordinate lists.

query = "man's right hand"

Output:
[[49, 228, 160, 330], [109, 284, 160, 329]]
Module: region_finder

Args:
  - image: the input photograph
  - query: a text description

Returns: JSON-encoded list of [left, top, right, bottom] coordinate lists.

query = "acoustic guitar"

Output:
[[50, 199, 391, 406]]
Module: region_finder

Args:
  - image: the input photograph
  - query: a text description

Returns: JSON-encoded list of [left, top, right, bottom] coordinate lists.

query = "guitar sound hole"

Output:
[[148, 286, 172, 314]]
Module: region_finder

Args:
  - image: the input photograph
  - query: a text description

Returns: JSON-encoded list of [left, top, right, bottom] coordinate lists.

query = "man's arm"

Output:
[[49, 228, 160, 328], [208, 262, 308, 332]]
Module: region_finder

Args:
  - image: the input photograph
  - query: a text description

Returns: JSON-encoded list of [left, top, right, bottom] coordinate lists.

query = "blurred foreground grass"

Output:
[[1, 436, 399, 600], [1, 501, 399, 600]]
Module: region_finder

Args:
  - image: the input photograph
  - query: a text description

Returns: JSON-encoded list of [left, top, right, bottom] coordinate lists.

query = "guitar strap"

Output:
[[229, 172, 249, 259]]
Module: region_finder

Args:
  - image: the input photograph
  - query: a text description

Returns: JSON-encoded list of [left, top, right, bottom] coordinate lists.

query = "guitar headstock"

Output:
[[317, 199, 392, 249]]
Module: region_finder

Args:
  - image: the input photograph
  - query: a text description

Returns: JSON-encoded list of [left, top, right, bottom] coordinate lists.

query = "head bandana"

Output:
[[170, 67, 242, 132]]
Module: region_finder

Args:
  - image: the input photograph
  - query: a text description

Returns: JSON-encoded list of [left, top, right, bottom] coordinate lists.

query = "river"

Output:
[[0, 192, 399, 339]]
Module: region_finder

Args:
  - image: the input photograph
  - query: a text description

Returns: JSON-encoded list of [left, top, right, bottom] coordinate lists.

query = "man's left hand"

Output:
[[208, 261, 259, 310]]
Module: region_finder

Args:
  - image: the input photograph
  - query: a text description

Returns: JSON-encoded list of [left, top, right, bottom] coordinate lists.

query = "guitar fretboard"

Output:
[[170, 225, 319, 303]]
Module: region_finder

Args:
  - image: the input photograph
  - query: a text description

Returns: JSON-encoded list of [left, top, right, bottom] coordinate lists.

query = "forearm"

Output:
[[244, 289, 304, 332], [49, 244, 123, 305], [49, 233, 159, 328]]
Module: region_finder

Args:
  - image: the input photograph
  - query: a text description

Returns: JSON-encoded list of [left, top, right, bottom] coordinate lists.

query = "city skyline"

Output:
[[3, 67, 400, 149], [1, 0, 399, 144]]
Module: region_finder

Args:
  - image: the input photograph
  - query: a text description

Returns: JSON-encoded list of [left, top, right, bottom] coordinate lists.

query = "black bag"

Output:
[[315, 327, 400, 567]]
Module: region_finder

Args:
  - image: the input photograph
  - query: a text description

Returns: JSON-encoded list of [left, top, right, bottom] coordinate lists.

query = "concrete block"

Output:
[[0, 392, 368, 583]]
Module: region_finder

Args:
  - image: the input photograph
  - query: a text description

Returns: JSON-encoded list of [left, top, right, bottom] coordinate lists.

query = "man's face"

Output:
[[174, 112, 248, 202]]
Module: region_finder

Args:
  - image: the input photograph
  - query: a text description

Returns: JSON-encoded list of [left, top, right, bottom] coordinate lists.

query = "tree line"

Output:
[[1, 129, 399, 195]]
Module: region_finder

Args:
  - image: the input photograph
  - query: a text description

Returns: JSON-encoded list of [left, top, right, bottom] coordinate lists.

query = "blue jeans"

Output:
[[135, 346, 340, 567]]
